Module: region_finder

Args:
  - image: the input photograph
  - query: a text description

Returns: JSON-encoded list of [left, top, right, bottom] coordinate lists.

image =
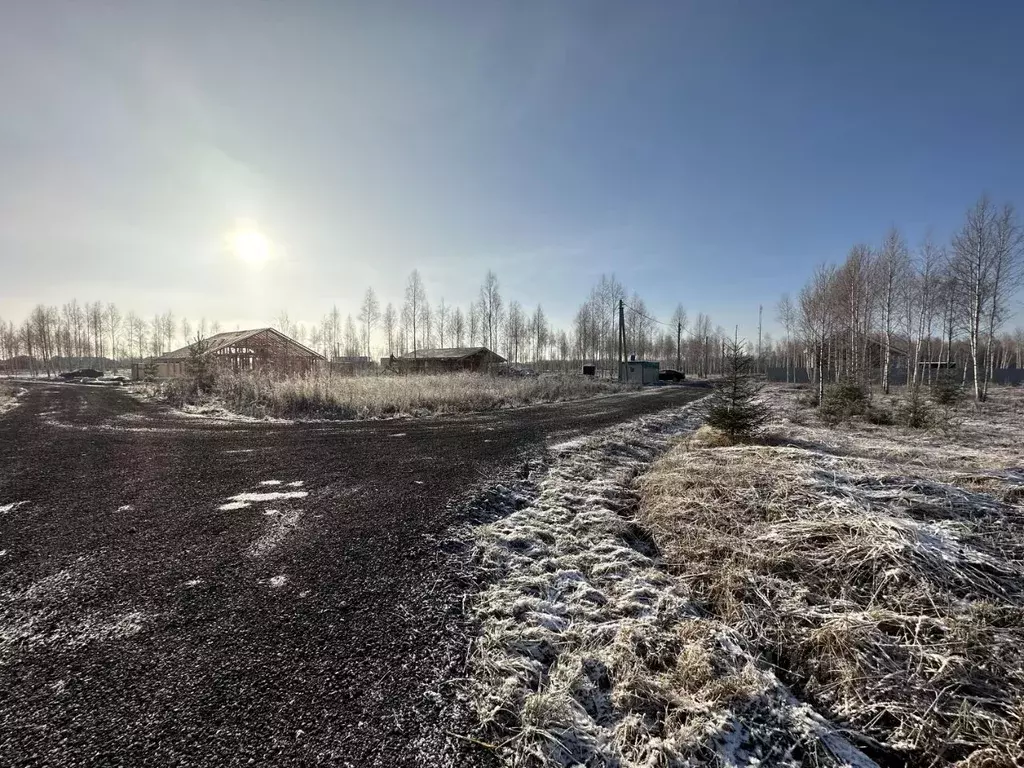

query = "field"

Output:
[[147, 370, 636, 420], [638, 384, 1024, 767]]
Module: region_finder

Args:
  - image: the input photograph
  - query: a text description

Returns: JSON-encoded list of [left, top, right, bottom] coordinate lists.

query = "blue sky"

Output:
[[2, 0, 1023, 339]]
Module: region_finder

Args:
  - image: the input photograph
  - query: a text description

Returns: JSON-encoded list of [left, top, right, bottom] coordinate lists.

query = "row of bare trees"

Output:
[[0, 303, 225, 376], [5, 269, 738, 376], [780, 195, 1024, 402]]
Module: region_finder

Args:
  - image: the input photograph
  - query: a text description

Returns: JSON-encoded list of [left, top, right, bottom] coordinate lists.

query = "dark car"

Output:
[[658, 368, 685, 382]]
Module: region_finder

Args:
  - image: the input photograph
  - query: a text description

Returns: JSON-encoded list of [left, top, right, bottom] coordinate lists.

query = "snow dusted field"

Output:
[[637, 385, 1024, 767], [462, 394, 879, 768]]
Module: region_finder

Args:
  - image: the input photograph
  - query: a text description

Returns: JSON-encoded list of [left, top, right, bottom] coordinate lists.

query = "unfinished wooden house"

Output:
[[132, 328, 324, 380], [389, 347, 506, 374]]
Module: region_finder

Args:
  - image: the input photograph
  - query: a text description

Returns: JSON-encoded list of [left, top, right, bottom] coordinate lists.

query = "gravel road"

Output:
[[0, 382, 704, 767]]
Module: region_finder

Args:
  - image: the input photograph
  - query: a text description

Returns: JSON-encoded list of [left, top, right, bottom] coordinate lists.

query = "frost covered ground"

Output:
[[0, 383, 27, 417], [638, 385, 1024, 768], [462, 395, 880, 767]]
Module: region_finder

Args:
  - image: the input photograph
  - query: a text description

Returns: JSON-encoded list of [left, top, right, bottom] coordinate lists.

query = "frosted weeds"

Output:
[[467, 400, 876, 768]]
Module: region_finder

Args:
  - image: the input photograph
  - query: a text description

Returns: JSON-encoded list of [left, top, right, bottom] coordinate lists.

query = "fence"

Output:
[[764, 367, 1024, 387]]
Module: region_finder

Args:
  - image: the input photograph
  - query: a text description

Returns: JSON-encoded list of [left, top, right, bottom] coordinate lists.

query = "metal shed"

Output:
[[619, 360, 660, 385]]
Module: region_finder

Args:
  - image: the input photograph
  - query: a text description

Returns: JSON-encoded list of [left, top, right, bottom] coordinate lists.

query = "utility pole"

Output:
[[617, 299, 625, 380], [676, 321, 682, 372]]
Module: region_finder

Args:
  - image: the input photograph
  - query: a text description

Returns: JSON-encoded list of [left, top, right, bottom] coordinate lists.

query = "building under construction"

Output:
[[131, 327, 324, 380]]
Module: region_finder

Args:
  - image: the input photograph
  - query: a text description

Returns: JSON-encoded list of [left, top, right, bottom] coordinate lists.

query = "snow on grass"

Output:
[[464, 396, 875, 767], [0, 384, 27, 417], [636, 384, 1024, 767]]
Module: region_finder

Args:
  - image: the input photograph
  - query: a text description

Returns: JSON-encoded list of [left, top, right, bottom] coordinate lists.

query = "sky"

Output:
[[3, 0, 1024, 341]]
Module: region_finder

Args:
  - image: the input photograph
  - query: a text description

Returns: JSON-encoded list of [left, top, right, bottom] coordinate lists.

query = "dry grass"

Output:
[[152, 370, 634, 420], [639, 385, 1024, 767], [466, 403, 878, 767]]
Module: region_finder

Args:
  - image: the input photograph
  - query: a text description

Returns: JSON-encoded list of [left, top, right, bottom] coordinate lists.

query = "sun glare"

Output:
[[227, 224, 272, 268]]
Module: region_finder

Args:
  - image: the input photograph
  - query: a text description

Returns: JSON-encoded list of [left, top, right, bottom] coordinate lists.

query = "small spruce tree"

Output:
[[184, 333, 215, 398], [699, 337, 770, 440]]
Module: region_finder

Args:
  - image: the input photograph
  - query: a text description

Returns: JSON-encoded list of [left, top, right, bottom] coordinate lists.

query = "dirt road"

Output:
[[0, 382, 704, 767]]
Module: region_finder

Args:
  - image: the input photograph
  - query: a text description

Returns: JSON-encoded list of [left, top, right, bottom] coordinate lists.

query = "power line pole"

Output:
[[617, 299, 625, 380]]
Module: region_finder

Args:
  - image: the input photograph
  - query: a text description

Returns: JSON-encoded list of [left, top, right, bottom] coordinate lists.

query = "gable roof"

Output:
[[398, 346, 506, 362], [152, 328, 325, 361]]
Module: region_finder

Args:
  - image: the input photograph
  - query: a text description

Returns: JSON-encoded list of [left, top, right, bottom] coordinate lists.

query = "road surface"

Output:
[[0, 382, 704, 767]]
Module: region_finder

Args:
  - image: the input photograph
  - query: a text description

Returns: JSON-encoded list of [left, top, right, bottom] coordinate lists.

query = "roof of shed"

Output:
[[398, 346, 506, 362], [150, 328, 324, 362]]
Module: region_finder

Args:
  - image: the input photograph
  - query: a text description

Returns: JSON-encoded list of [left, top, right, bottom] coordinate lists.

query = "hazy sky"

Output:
[[3, 0, 1024, 338]]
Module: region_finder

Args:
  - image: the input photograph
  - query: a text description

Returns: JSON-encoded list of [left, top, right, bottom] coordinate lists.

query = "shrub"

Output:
[[865, 404, 895, 425], [818, 381, 869, 425], [897, 386, 933, 429]]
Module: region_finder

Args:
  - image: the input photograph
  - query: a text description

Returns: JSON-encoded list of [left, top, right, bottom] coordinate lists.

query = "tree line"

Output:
[[2, 270, 747, 377], [775, 194, 1024, 402]]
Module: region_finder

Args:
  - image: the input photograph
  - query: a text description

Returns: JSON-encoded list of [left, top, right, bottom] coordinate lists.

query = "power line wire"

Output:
[[622, 303, 674, 328]]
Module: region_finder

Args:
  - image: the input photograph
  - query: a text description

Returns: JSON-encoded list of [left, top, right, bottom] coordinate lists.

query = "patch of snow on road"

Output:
[[390, 433, 407, 438], [224, 490, 308, 505], [218, 500, 252, 511], [268, 575, 288, 588], [0, 501, 29, 514], [467, 398, 877, 768], [116, 505, 133, 512], [260, 479, 283, 486], [286, 480, 304, 487]]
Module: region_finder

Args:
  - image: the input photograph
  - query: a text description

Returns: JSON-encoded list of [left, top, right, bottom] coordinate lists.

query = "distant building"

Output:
[[390, 347, 506, 374], [330, 355, 372, 376], [131, 327, 324, 380]]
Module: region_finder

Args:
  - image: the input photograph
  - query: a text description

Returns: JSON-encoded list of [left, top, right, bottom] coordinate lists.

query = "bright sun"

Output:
[[227, 224, 272, 267]]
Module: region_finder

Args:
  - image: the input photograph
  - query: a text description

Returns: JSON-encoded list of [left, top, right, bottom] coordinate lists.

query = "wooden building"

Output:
[[132, 327, 324, 380], [389, 347, 506, 374]]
